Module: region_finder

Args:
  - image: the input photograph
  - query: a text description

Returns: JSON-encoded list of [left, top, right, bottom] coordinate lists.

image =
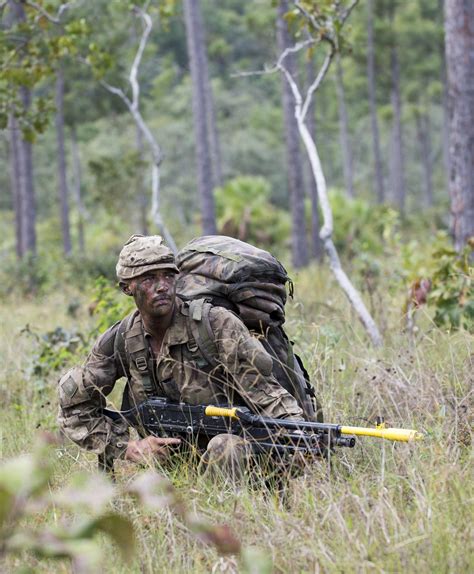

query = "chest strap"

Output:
[[187, 299, 219, 369], [122, 314, 155, 396]]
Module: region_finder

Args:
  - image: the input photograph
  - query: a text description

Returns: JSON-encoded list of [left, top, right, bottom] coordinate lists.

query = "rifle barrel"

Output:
[[340, 426, 423, 442]]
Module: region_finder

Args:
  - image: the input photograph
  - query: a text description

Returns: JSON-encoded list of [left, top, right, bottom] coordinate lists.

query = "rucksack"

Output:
[[176, 235, 322, 421]]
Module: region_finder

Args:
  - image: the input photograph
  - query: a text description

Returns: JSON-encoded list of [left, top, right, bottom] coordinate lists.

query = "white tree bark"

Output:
[[101, 5, 177, 253], [275, 1, 383, 347]]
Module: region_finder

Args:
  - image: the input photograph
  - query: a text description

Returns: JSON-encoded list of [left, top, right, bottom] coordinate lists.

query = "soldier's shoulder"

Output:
[[208, 305, 246, 331], [93, 311, 137, 355]]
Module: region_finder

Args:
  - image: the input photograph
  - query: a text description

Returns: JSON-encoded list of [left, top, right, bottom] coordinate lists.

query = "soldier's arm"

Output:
[[57, 322, 129, 459], [210, 308, 303, 420]]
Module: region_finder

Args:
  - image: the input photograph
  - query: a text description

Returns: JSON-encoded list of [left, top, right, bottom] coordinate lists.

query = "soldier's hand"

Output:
[[124, 436, 181, 464]]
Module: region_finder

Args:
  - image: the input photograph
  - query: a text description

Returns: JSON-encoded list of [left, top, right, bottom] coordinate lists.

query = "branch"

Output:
[[23, 1, 73, 25], [100, 80, 132, 108], [98, 4, 176, 250], [301, 49, 334, 121], [278, 62, 303, 110], [129, 5, 153, 110], [341, 0, 360, 25], [294, 2, 336, 51], [294, 1, 319, 32], [276, 38, 314, 70]]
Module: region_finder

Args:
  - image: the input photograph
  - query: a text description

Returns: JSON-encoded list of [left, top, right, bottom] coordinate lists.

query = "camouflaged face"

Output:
[[116, 234, 179, 280]]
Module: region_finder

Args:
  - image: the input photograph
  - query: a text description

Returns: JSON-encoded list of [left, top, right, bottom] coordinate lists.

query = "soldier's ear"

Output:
[[119, 281, 133, 296]]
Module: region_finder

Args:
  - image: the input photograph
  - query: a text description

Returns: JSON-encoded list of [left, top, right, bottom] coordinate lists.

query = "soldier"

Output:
[[58, 234, 303, 476]]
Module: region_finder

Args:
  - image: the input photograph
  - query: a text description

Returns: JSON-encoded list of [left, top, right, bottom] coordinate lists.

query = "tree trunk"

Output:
[[10, 1, 36, 256], [367, 0, 385, 203], [305, 60, 323, 262], [55, 64, 72, 255], [203, 57, 223, 188], [18, 86, 36, 256], [183, 0, 217, 235], [70, 125, 85, 253], [415, 112, 434, 208], [438, 0, 451, 195], [389, 23, 406, 216], [8, 114, 24, 258], [335, 54, 354, 198], [444, 0, 474, 251], [135, 124, 149, 235], [297, 112, 383, 347], [277, 0, 309, 268]]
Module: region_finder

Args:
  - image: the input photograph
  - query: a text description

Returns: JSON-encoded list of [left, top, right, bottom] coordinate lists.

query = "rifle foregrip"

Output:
[[205, 406, 238, 419]]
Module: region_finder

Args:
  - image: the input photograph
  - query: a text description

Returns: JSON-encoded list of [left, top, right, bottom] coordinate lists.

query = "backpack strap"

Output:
[[187, 298, 219, 369], [114, 311, 136, 378], [114, 310, 155, 396]]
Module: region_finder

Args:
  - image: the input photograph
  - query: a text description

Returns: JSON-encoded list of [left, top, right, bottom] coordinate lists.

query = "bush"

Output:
[[329, 190, 399, 258], [214, 176, 291, 250]]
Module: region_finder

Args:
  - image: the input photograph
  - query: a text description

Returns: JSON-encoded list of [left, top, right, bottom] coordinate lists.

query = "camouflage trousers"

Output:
[[197, 434, 306, 485], [198, 434, 252, 483]]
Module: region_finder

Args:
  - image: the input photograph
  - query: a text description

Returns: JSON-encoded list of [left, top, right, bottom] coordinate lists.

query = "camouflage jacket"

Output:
[[58, 298, 303, 459]]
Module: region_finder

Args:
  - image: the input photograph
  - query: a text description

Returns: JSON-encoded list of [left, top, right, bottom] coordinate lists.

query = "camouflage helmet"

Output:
[[116, 234, 179, 281]]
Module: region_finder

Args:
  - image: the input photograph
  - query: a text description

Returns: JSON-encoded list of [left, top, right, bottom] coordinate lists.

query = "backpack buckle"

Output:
[[135, 356, 148, 371]]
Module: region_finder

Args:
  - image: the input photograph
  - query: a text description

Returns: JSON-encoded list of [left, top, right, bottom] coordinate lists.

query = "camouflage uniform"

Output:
[[58, 235, 303, 469]]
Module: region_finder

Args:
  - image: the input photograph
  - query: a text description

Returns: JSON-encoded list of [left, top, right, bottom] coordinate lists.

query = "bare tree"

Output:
[[305, 59, 323, 262], [367, 0, 385, 203], [439, 0, 450, 195], [277, 0, 309, 269], [389, 8, 406, 216], [7, 114, 24, 258], [9, 1, 37, 256], [70, 125, 85, 253], [55, 63, 72, 255], [102, 5, 177, 252], [444, 0, 474, 251], [249, 0, 382, 346], [415, 111, 434, 208], [183, 0, 217, 235]]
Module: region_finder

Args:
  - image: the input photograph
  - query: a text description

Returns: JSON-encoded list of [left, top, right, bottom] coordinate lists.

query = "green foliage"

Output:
[[88, 150, 147, 215], [0, 436, 135, 571], [89, 276, 135, 335], [0, 435, 269, 572], [428, 243, 474, 331], [22, 325, 87, 385], [329, 190, 399, 257], [215, 176, 290, 249], [0, 253, 50, 296], [0, 1, 93, 139], [0, 249, 118, 297], [399, 234, 473, 331], [284, 0, 360, 52]]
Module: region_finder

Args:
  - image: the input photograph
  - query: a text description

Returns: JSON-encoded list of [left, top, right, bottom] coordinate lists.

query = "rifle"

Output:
[[103, 397, 423, 462]]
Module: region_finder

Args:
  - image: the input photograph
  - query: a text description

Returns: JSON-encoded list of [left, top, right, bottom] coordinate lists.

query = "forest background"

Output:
[[0, 1, 473, 573]]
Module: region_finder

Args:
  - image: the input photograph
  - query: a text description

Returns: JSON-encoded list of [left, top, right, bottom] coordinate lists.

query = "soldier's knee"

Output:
[[200, 434, 250, 480], [206, 434, 248, 459]]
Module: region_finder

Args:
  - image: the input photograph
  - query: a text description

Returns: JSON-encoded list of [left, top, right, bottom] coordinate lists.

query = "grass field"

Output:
[[0, 264, 472, 573]]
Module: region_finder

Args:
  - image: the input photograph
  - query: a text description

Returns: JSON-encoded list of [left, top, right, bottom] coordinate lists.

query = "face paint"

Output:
[[131, 270, 177, 322]]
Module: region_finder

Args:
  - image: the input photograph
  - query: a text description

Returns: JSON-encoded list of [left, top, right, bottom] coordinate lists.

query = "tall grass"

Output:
[[0, 265, 472, 573]]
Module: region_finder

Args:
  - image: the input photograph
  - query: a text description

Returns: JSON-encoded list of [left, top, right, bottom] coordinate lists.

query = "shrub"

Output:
[[215, 176, 290, 250]]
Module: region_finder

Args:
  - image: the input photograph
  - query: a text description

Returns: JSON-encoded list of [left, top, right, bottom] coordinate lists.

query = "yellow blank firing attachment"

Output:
[[340, 426, 423, 442], [205, 406, 239, 419]]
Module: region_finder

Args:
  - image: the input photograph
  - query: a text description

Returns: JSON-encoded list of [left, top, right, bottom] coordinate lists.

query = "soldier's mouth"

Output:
[[153, 297, 171, 304]]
